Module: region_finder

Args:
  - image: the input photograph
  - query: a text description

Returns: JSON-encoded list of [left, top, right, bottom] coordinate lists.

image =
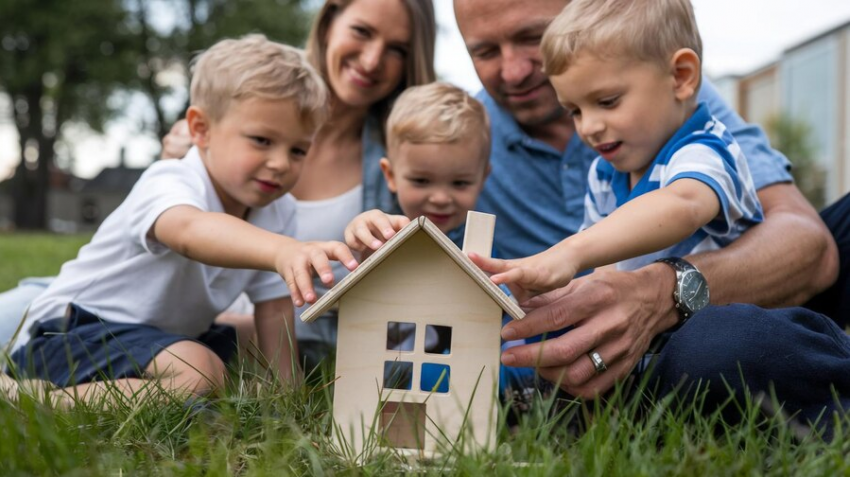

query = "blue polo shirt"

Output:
[[475, 77, 792, 260]]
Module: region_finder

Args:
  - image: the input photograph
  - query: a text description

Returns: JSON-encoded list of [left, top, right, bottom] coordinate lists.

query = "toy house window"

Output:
[[383, 360, 413, 390], [420, 363, 450, 393], [386, 321, 415, 352], [380, 401, 426, 450], [424, 325, 452, 354]]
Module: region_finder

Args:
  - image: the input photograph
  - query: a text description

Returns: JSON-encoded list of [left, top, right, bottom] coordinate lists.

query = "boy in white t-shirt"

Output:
[[3, 35, 358, 406]]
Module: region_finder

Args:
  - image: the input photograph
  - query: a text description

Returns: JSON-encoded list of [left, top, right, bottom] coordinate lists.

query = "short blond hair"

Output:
[[190, 34, 328, 129], [386, 82, 491, 163], [541, 0, 702, 77]]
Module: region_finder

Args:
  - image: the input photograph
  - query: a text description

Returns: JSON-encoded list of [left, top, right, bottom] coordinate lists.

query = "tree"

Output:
[[129, 0, 313, 143], [0, 0, 139, 229], [0, 0, 312, 229], [765, 114, 826, 210]]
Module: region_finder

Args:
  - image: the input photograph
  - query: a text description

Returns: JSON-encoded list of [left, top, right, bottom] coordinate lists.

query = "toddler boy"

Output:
[[344, 82, 536, 401], [5, 35, 357, 406], [471, 0, 764, 304]]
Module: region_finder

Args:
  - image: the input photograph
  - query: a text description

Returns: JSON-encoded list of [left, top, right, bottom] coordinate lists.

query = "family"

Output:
[[2, 0, 849, 436]]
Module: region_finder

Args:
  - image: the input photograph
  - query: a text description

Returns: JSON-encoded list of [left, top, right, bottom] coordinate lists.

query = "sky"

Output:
[[2, 0, 850, 180]]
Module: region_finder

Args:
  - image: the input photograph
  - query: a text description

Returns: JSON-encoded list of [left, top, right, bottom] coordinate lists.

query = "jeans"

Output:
[[647, 193, 850, 435], [649, 304, 850, 434]]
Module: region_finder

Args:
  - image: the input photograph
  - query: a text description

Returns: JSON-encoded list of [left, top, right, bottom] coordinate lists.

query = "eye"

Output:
[[470, 46, 498, 61], [250, 136, 271, 147], [521, 34, 542, 46], [351, 25, 370, 38], [388, 45, 408, 58], [565, 107, 581, 118], [452, 180, 472, 188], [290, 146, 308, 159], [598, 95, 620, 108], [408, 177, 429, 186]]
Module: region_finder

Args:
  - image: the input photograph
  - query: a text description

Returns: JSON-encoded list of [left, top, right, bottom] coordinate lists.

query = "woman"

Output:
[[0, 0, 437, 370]]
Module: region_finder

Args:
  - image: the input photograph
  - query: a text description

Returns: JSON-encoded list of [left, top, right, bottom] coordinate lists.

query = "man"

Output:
[[453, 0, 848, 427]]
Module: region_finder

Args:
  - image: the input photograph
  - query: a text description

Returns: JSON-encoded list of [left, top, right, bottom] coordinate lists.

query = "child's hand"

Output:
[[276, 241, 359, 307], [344, 210, 410, 255], [468, 252, 579, 304]]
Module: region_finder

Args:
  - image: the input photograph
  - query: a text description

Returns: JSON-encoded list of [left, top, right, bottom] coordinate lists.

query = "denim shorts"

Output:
[[8, 304, 237, 388]]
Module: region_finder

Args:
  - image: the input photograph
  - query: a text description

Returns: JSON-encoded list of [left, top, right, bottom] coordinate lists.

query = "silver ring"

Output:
[[588, 351, 607, 374]]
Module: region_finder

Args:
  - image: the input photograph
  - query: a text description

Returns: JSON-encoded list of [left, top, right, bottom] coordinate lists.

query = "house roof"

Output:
[[300, 216, 525, 323], [80, 166, 145, 194]]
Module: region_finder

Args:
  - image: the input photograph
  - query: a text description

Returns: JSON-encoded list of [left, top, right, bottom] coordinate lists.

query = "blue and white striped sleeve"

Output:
[[662, 138, 763, 239], [581, 157, 607, 232]]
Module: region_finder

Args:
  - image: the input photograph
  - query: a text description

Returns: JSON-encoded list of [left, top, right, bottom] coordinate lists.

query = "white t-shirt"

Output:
[[12, 147, 295, 352]]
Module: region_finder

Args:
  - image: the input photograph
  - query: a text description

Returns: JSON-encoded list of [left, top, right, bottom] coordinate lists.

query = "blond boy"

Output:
[[345, 82, 491, 249], [345, 82, 537, 397], [470, 0, 764, 308], [5, 35, 357, 405]]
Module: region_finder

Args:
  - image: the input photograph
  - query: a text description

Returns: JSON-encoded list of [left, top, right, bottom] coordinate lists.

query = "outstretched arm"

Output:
[[153, 205, 359, 306], [497, 182, 836, 399], [473, 179, 719, 302]]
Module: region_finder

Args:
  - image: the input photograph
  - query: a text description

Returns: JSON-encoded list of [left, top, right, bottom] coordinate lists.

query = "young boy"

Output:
[[470, 0, 764, 305], [3, 35, 358, 406], [344, 82, 536, 402]]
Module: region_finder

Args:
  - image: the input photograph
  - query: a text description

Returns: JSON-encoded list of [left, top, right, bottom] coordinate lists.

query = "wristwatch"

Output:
[[655, 257, 710, 325]]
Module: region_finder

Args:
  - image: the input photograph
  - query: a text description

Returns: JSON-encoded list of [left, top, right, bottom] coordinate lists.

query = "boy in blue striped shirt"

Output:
[[471, 0, 764, 302]]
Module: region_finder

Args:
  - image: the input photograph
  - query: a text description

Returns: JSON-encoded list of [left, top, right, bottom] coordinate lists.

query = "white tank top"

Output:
[[293, 184, 363, 342]]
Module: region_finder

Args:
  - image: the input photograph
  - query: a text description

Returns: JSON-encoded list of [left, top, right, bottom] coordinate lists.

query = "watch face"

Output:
[[680, 270, 710, 314]]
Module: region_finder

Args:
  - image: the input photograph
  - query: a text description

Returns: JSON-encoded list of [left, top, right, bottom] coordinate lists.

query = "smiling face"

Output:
[[455, 0, 566, 128], [324, 0, 411, 111], [381, 141, 489, 233], [550, 52, 694, 179], [191, 98, 315, 218]]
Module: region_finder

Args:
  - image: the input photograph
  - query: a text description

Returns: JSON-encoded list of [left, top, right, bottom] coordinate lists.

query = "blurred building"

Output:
[[0, 149, 146, 232], [717, 19, 850, 203]]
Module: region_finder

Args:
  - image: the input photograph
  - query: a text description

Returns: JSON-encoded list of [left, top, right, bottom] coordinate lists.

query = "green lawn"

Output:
[[1, 233, 848, 475], [0, 232, 92, 291]]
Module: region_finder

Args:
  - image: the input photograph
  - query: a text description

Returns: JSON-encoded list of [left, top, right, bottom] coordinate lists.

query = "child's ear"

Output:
[[186, 106, 211, 148], [670, 48, 701, 102], [379, 158, 398, 193]]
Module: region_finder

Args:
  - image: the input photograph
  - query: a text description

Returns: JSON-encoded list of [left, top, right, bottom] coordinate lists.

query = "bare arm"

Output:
[[498, 183, 838, 399], [254, 298, 300, 384], [153, 205, 358, 306], [473, 179, 719, 302], [687, 182, 838, 306]]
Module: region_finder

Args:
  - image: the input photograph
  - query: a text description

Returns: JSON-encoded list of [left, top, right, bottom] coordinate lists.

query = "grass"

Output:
[[1, 232, 849, 475]]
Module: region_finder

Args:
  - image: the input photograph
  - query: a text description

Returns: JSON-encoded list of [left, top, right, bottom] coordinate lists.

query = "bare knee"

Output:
[[146, 341, 227, 396]]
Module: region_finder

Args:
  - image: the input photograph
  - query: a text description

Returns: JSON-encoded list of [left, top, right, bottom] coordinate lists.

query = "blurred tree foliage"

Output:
[[765, 114, 826, 210], [0, 0, 312, 229]]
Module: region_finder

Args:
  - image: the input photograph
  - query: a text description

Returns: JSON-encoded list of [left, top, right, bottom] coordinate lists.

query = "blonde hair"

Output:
[[541, 0, 702, 76], [305, 0, 436, 139], [386, 82, 491, 164], [190, 34, 329, 129]]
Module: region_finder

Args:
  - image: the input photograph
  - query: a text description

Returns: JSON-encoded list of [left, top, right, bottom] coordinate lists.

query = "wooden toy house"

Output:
[[301, 212, 524, 459]]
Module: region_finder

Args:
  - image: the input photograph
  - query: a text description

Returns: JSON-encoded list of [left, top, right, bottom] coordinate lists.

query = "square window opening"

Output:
[[420, 363, 450, 393], [383, 360, 413, 390], [386, 321, 416, 352], [425, 325, 452, 354]]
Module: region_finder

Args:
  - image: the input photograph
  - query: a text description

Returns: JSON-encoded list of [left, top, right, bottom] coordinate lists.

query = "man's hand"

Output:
[[344, 210, 410, 256], [274, 241, 358, 307], [499, 265, 679, 398], [469, 251, 579, 303], [161, 119, 192, 159]]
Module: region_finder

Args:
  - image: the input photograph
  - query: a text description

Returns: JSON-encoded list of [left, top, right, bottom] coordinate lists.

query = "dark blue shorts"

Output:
[[8, 304, 237, 388]]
